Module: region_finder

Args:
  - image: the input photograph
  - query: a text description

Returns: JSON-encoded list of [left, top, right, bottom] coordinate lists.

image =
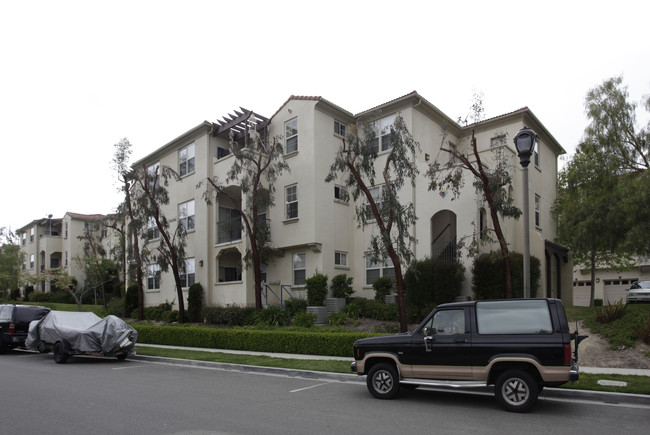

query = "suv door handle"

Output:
[[455, 338, 468, 343]]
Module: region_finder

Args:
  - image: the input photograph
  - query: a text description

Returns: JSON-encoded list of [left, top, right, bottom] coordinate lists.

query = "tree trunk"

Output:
[[386, 245, 408, 333], [589, 251, 596, 307]]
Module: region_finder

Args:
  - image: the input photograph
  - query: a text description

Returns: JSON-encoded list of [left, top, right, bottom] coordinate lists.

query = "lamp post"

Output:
[[514, 127, 537, 299]]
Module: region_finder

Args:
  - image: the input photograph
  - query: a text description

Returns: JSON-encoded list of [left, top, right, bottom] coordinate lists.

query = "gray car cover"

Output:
[[26, 311, 137, 354]]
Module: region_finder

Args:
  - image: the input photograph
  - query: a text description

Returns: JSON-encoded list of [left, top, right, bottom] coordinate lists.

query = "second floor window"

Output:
[[179, 143, 195, 176], [147, 217, 160, 240], [293, 252, 306, 286], [147, 162, 160, 190], [334, 185, 349, 202], [285, 185, 298, 220], [179, 200, 195, 231], [180, 258, 195, 288], [535, 194, 541, 228], [285, 118, 298, 154], [147, 264, 161, 290], [30, 254, 35, 269]]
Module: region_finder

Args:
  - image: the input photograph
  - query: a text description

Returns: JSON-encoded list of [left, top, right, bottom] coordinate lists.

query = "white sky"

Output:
[[1, 0, 648, 233]]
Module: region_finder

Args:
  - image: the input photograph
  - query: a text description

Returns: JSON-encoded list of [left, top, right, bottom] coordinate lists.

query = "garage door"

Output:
[[603, 279, 634, 304], [572, 281, 591, 307]]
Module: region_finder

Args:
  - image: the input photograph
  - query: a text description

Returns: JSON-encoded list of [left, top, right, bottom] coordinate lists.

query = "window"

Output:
[[534, 139, 539, 167], [534, 194, 541, 228], [30, 254, 35, 269], [147, 264, 161, 290], [180, 258, 195, 288], [219, 266, 241, 282], [370, 114, 396, 152], [365, 185, 390, 221], [147, 217, 160, 240], [179, 200, 195, 231], [217, 146, 230, 159], [334, 185, 348, 202], [335, 251, 348, 267], [21, 232, 25, 245], [293, 253, 306, 286], [285, 118, 298, 154], [334, 120, 346, 137], [448, 142, 458, 164], [285, 185, 298, 220], [65, 222, 68, 239], [421, 309, 466, 336], [147, 162, 160, 190], [30, 227, 34, 242], [476, 300, 552, 335], [218, 207, 242, 243], [365, 255, 394, 285], [65, 251, 68, 266], [490, 135, 505, 148], [179, 143, 195, 176], [479, 208, 487, 238]]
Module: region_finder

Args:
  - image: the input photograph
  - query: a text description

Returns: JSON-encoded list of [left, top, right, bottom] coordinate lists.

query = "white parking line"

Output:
[[290, 382, 329, 393]]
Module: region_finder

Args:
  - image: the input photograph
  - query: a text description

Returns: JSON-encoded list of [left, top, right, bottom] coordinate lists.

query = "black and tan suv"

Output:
[[351, 298, 584, 412], [0, 304, 51, 353]]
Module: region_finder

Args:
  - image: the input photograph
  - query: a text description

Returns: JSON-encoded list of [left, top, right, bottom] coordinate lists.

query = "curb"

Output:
[[132, 354, 650, 406]]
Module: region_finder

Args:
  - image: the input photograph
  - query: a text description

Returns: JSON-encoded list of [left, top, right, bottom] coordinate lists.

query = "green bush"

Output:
[[403, 258, 464, 323], [143, 302, 173, 321], [372, 277, 394, 302], [162, 310, 179, 323], [108, 297, 125, 317], [10, 288, 20, 300], [594, 300, 627, 323], [330, 274, 354, 299], [347, 298, 398, 321], [255, 306, 290, 326], [28, 291, 75, 304], [472, 251, 540, 299], [305, 272, 328, 306], [594, 299, 604, 307], [132, 324, 376, 357], [124, 283, 139, 317], [293, 312, 315, 328], [24, 286, 34, 300], [284, 298, 308, 317], [187, 283, 204, 322], [328, 311, 348, 326], [202, 306, 257, 326]]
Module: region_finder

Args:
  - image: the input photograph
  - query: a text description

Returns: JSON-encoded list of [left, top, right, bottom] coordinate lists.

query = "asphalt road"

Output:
[[3, 350, 649, 435]]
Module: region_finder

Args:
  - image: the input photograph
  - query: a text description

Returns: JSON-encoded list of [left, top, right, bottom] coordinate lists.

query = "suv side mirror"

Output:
[[424, 327, 436, 337]]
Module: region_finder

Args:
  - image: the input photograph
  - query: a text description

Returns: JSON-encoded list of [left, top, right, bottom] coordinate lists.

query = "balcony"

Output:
[[217, 216, 242, 244]]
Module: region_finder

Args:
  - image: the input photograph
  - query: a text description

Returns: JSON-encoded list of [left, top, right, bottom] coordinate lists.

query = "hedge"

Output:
[[132, 324, 376, 357]]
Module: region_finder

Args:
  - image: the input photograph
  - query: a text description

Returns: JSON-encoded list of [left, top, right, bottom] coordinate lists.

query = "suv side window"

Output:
[[421, 309, 465, 336], [0, 306, 12, 322], [476, 300, 552, 335]]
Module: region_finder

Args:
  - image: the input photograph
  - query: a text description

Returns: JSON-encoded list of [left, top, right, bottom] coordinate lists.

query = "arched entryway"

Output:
[[431, 210, 457, 262]]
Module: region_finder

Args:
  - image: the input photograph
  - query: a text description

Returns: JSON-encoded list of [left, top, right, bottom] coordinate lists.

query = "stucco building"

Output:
[[131, 91, 573, 309]]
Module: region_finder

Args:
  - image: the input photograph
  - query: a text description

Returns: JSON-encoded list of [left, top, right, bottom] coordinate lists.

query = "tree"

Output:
[[326, 113, 419, 333], [112, 138, 145, 320], [583, 76, 650, 254], [76, 218, 110, 312], [131, 160, 188, 322], [427, 94, 521, 298], [0, 228, 23, 296], [553, 142, 632, 306], [200, 121, 289, 311]]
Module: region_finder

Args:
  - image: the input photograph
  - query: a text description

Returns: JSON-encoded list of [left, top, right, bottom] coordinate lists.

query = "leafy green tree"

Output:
[[427, 94, 521, 298], [326, 114, 419, 332], [583, 76, 650, 254], [112, 138, 145, 320], [0, 242, 23, 297], [200, 120, 289, 311]]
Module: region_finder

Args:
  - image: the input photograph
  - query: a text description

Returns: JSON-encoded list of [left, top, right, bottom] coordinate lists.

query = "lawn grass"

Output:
[[560, 372, 650, 395]]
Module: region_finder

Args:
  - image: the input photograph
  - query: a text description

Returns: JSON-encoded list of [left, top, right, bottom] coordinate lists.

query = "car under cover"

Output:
[[26, 311, 137, 355]]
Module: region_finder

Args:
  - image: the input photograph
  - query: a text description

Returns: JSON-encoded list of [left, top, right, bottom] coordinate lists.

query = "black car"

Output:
[[0, 304, 51, 352]]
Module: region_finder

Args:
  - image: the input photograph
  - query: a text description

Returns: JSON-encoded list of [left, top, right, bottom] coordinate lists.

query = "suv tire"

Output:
[[366, 363, 400, 399], [53, 341, 69, 364], [495, 369, 539, 413]]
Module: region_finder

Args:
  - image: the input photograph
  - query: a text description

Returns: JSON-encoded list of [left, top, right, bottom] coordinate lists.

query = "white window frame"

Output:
[[30, 227, 34, 242], [30, 254, 35, 269], [147, 162, 160, 190], [535, 194, 541, 228], [285, 118, 298, 154], [285, 184, 298, 220], [147, 217, 160, 240], [370, 114, 396, 152], [147, 264, 161, 290], [335, 251, 348, 267], [179, 143, 195, 177], [334, 120, 346, 137], [365, 255, 395, 285], [179, 200, 196, 231], [534, 140, 540, 167], [180, 258, 195, 288], [293, 252, 306, 286], [334, 185, 348, 203]]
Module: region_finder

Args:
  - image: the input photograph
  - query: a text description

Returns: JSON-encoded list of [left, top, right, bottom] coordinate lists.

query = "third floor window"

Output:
[[179, 143, 195, 176]]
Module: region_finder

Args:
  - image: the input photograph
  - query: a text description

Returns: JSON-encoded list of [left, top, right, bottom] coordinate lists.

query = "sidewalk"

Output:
[[136, 343, 650, 376]]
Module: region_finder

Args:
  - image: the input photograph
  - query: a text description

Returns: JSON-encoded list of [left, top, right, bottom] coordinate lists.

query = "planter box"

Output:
[[326, 298, 346, 315], [307, 306, 328, 325]]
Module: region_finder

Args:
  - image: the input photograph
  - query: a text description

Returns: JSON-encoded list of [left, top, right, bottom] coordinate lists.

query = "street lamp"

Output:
[[513, 127, 537, 299]]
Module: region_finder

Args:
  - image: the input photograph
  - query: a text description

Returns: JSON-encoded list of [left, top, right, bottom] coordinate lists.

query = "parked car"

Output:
[[0, 304, 51, 353], [626, 280, 650, 303], [351, 298, 586, 412], [26, 310, 138, 363]]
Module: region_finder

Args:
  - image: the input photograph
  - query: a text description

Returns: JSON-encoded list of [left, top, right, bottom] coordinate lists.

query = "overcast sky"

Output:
[[1, 0, 648, 233]]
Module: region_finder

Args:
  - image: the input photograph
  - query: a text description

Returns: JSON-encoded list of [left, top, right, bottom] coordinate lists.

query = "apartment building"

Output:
[[132, 91, 573, 309], [17, 212, 117, 293]]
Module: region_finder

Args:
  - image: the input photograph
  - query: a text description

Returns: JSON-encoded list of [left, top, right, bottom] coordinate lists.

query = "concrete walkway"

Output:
[[136, 343, 650, 376]]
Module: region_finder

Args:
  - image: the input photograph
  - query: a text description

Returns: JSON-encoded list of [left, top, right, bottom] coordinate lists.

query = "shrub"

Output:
[[372, 277, 394, 302], [284, 298, 308, 317], [636, 315, 650, 345], [293, 312, 316, 328], [124, 283, 139, 316], [28, 291, 75, 304], [305, 272, 328, 306], [202, 306, 256, 326], [594, 299, 627, 324], [594, 299, 603, 307], [255, 306, 290, 326], [24, 285, 34, 300], [143, 302, 174, 321], [328, 311, 348, 326], [472, 251, 540, 299], [330, 274, 354, 299], [162, 310, 179, 323], [347, 298, 398, 321], [108, 297, 125, 317], [10, 288, 20, 300], [187, 283, 204, 322]]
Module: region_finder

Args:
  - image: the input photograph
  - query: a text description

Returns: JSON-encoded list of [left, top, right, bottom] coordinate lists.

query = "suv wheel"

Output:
[[53, 341, 69, 364], [495, 370, 539, 413], [366, 363, 400, 399]]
